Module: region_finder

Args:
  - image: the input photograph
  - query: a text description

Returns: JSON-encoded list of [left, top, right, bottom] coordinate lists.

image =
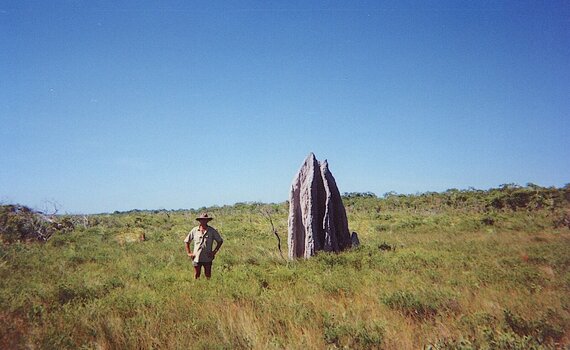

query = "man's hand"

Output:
[[209, 251, 217, 259], [188, 252, 195, 259]]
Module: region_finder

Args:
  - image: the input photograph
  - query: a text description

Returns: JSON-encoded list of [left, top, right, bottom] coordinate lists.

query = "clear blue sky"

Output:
[[1, 1, 569, 214]]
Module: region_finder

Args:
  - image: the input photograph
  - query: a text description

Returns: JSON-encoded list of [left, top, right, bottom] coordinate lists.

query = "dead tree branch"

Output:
[[261, 207, 286, 261]]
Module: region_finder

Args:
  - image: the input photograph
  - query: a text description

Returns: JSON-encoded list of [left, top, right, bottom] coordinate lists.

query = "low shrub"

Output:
[[381, 289, 458, 320], [503, 309, 565, 345], [322, 312, 385, 349]]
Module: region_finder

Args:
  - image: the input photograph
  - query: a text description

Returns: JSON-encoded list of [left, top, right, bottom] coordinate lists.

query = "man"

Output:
[[184, 213, 223, 279]]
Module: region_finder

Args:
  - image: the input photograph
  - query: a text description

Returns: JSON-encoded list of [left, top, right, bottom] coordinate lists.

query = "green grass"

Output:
[[1, 187, 569, 349]]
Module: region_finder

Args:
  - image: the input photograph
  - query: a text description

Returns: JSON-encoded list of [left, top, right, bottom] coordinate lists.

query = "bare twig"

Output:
[[42, 200, 60, 216], [261, 207, 286, 261]]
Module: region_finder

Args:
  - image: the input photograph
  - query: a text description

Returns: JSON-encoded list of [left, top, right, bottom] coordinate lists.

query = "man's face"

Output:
[[198, 219, 209, 226]]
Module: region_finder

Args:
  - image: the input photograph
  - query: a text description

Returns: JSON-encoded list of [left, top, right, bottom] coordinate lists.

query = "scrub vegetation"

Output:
[[1, 184, 569, 349]]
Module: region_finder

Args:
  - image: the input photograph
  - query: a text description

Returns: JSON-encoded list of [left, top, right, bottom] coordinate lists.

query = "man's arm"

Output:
[[212, 240, 223, 258], [185, 241, 194, 258]]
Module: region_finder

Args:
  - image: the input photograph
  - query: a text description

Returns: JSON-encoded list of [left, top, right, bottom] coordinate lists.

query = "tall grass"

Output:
[[1, 185, 569, 349]]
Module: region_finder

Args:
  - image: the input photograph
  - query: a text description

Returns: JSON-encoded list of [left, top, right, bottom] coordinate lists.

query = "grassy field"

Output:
[[1, 185, 569, 349]]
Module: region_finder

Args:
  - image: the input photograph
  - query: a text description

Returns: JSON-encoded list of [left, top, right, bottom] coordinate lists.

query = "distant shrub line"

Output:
[[343, 183, 570, 214], [2, 183, 568, 244]]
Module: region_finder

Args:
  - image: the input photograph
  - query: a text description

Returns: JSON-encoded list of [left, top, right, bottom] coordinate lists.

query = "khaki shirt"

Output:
[[184, 226, 223, 263]]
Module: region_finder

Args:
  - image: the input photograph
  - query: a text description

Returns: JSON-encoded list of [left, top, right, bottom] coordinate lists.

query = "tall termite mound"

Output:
[[287, 153, 352, 259]]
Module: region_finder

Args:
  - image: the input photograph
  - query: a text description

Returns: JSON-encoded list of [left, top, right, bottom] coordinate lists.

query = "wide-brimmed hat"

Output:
[[196, 213, 213, 221]]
